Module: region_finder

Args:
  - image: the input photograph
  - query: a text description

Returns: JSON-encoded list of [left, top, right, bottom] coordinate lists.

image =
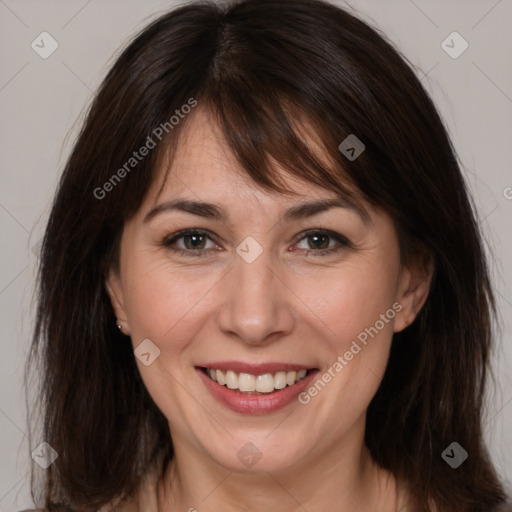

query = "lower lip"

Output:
[[196, 367, 318, 414]]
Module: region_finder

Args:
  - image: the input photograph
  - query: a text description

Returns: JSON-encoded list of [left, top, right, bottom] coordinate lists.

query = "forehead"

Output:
[[160, 108, 309, 199], [147, 107, 364, 214]]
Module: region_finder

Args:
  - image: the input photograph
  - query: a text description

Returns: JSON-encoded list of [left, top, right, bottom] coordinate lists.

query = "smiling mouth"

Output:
[[199, 367, 314, 395]]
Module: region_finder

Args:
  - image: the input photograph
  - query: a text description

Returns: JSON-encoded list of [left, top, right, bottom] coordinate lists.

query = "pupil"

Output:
[[310, 234, 328, 250], [186, 234, 205, 250]]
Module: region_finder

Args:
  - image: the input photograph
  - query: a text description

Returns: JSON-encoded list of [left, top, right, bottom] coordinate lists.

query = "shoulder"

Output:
[[19, 457, 165, 512], [18, 478, 160, 512]]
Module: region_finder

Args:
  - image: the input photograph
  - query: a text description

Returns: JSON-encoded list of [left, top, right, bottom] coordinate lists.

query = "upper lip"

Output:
[[197, 361, 316, 374]]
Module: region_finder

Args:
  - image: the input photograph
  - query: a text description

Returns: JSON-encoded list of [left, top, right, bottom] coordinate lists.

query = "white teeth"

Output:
[[256, 373, 275, 393], [274, 371, 287, 389], [216, 369, 225, 386], [239, 373, 256, 392], [204, 368, 310, 393], [286, 371, 297, 386], [297, 369, 307, 380], [226, 370, 238, 389]]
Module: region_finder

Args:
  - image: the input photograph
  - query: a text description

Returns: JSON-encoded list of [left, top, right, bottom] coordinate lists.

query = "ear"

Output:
[[105, 267, 131, 335], [394, 250, 434, 333]]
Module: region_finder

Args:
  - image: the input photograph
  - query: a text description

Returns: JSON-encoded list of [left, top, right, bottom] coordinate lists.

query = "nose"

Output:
[[216, 247, 295, 346]]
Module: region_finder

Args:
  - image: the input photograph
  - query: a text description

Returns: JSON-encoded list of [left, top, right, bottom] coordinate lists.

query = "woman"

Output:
[[24, 0, 511, 510]]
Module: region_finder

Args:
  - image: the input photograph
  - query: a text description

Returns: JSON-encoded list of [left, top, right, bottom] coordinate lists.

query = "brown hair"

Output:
[[26, 0, 509, 510]]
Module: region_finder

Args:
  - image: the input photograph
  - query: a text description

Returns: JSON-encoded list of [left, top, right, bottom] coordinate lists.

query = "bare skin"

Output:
[[107, 108, 432, 511]]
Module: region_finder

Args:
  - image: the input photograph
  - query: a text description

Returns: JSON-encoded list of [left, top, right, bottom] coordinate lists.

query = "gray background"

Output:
[[1, 0, 511, 509]]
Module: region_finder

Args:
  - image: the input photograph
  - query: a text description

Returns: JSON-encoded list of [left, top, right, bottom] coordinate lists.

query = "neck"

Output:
[[157, 420, 402, 511]]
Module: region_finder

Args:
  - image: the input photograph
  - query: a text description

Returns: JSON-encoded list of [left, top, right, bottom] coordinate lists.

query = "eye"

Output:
[[293, 229, 351, 257], [161, 228, 351, 257], [162, 229, 218, 257]]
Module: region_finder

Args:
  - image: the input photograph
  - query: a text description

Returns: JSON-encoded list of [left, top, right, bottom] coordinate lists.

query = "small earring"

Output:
[[405, 317, 409, 325], [116, 320, 123, 333]]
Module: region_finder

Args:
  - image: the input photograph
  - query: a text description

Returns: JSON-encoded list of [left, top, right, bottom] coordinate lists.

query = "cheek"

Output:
[[121, 253, 221, 349], [294, 260, 400, 438], [298, 256, 400, 353], [119, 255, 222, 413]]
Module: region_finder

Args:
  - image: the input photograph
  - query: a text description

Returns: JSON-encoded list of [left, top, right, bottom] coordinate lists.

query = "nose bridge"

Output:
[[217, 237, 293, 345]]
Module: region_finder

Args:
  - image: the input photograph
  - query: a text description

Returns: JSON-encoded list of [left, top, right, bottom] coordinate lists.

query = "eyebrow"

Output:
[[143, 197, 371, 225]]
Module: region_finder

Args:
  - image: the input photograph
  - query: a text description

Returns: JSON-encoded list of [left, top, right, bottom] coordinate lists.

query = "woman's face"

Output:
[[107, 108, 427, 475]]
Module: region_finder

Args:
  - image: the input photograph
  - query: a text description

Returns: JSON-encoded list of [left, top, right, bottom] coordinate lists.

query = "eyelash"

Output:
[[161, 229, 352, 258]]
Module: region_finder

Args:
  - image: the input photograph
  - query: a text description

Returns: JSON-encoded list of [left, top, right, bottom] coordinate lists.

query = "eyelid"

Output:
[[161, 228, 220, 251], [292, 228, 352, 248]]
